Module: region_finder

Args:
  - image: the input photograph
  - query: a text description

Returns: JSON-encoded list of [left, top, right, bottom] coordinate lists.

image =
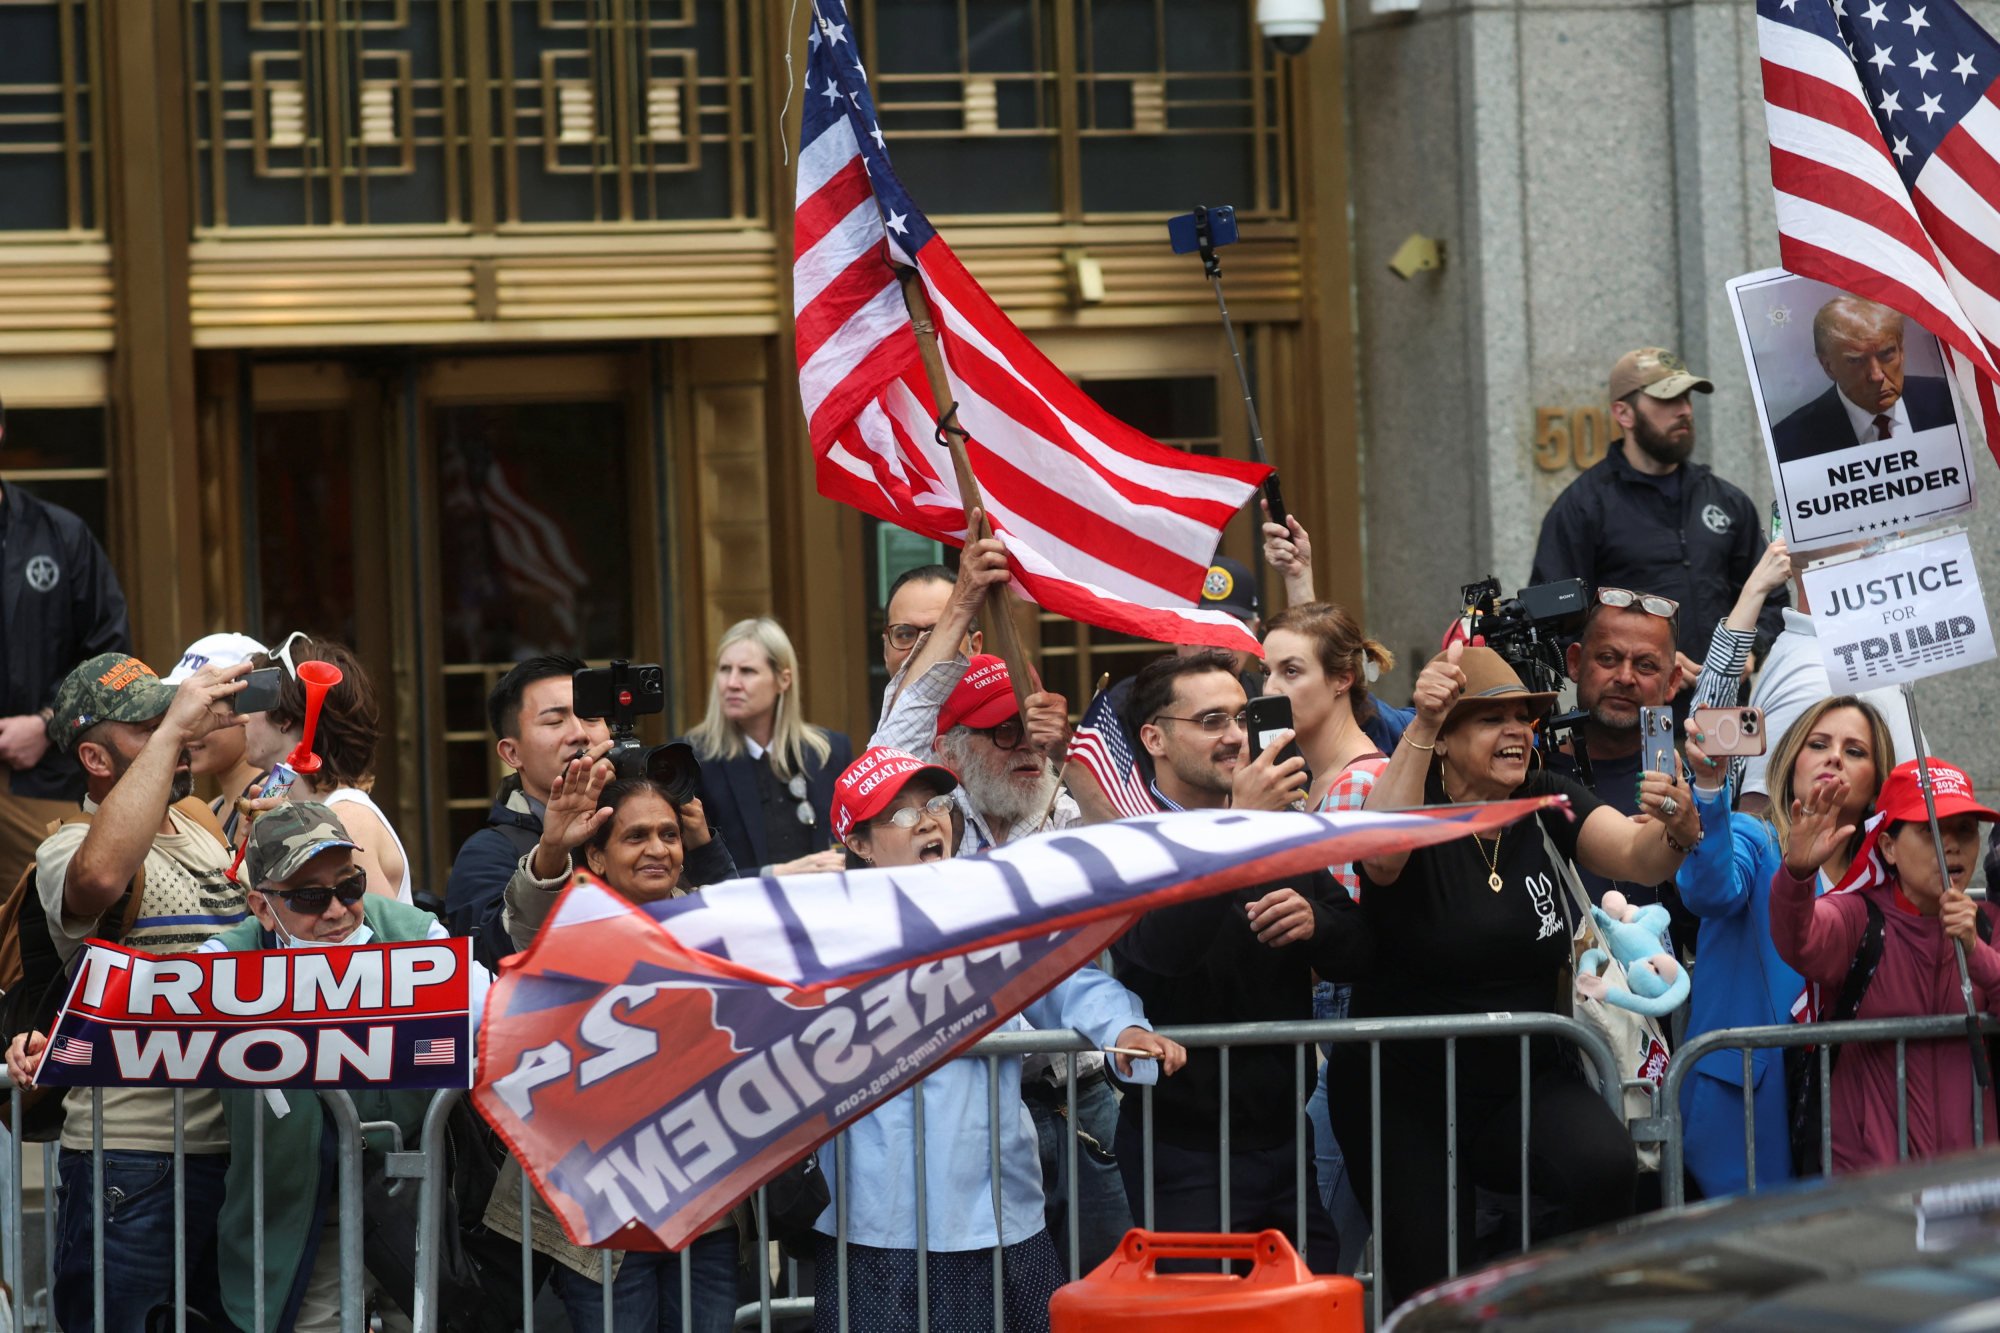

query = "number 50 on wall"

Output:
[[1533, 406, 1615, 472]]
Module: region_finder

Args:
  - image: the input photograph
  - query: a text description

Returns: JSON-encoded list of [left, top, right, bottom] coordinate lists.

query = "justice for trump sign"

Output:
[[1801, 529, 1997, 690], [34, 938, 474, 1090]]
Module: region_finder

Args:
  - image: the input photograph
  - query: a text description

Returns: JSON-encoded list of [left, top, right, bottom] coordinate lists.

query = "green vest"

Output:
[[212, 897, 449, 1333]]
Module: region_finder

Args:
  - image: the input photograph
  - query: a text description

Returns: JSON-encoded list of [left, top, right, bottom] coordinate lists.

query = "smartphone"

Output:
[[230, 666, 284, 715], [1244, 694, 1312, 790], [1639, 706, 1677, 775], [1166, 205, 1239, 255], [1692, 705, 1767, 757]]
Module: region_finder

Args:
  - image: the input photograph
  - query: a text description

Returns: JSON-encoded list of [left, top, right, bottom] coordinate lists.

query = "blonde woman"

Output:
[[683, 617, 852, 877]]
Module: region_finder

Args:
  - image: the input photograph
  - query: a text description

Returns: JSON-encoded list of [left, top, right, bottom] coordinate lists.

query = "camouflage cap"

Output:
[[245, 801, 360, 889], [1608, 347, 1714, 402], [48, 653, 178, 754]]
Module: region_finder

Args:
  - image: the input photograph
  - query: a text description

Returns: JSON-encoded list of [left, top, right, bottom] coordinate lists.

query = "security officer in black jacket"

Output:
[[0, 399, 131, 890], [1532, 347, 1787, 679]]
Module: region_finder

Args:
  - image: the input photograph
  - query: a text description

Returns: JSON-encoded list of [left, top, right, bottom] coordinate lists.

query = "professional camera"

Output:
[[571, 660, 702, 804], [1460, 576, 1595, 781], [1257, 0, 1325, 53]]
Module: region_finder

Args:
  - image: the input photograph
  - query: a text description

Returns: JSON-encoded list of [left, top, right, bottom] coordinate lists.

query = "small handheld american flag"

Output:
[[1066, 680, 1159, 820]]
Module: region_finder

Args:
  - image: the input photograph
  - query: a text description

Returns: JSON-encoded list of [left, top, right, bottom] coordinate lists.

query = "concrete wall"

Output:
[[1344, 0, 2000, 794]]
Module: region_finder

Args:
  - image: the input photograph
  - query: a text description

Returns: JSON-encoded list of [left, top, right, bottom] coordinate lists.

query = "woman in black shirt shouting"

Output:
[[1333, 642, 1699, 1304]]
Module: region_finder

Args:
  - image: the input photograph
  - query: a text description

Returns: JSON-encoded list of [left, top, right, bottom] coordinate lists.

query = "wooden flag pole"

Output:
[[898, 269, 1037, 719]]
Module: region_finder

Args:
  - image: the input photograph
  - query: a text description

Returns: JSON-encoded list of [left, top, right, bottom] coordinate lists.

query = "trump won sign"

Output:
[[34, 938, 474, 1090]]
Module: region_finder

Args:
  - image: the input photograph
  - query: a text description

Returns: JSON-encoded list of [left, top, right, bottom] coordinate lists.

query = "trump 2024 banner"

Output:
[[34, 938, 474, 1090], [473, 801, 1556, 1251]]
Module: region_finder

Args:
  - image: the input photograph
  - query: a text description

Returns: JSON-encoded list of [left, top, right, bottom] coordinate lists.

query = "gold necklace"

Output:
[[1474, 827, 1504, 892], [1445, 774, 1506, 892]]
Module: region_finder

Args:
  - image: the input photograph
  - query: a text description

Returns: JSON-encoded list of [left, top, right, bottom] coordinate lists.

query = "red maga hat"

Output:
[[830, 746, 959, 843], [1876, 758, 2000, 825], [935, 655, 1018, 738]]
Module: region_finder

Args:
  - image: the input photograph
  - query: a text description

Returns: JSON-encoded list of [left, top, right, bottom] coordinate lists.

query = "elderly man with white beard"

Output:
[[867, 519, 1141, 1272]]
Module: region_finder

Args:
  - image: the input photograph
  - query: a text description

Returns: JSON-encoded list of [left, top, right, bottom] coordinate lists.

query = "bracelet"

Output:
[[1402, 735, 1436, 752]]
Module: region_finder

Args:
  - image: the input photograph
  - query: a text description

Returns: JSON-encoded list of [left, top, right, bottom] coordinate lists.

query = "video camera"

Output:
[[571, 660, 702, 804], [1459, 576, 1594, 783]]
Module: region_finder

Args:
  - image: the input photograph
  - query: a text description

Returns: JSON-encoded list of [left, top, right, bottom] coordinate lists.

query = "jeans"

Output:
[[550, 1231, 740, 1333], [1027, 1072, 1132, 1276], [53, 1148, 227, 1333]]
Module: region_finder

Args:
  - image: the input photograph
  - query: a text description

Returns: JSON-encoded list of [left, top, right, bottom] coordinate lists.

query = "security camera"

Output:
[[1257, 0, 1325, 54]]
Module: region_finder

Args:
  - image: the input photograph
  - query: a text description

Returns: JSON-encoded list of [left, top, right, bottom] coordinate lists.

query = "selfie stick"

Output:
[[1900, 681, 1993, 1091], [1190, 205, 1287, 531]]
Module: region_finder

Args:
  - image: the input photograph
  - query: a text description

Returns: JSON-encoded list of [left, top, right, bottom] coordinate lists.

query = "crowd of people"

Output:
[[0, 336, 1996, 1333]]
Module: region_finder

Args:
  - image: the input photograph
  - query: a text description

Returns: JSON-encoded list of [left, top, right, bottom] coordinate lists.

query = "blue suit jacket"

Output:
[[1770, 375, 1954, 463], [690, 729, 853, 874]]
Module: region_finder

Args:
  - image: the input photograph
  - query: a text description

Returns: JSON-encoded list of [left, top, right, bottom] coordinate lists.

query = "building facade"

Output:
[[0, 0, 1363, 881]]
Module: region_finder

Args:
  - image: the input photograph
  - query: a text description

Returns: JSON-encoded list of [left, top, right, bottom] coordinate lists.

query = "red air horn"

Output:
[[224, 659, 345, 884], [285, 660, 344, 775]]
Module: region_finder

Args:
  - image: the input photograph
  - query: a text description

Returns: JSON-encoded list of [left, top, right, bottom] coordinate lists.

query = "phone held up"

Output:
[[1691, 705, 1767, 758], [1245, 693, 1312, 793], [1639, 706, 1678, 776], [230, 667, 284, 715]]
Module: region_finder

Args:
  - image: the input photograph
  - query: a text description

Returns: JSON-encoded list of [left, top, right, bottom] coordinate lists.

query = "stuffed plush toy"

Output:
[[1575, 889, 1690, 1018]]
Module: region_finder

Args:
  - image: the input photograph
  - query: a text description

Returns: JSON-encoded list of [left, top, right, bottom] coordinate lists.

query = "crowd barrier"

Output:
[[1636, 1012, 2000, 1209], [6, 1008, 1992, 1332]]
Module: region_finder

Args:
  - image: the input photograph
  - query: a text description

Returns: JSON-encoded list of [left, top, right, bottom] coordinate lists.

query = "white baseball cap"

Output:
[[164, 632, 268, 685]]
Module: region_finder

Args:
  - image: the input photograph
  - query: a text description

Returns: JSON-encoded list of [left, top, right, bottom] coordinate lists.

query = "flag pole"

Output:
[[1900, 680, 1993, 1091], [897, 269, 1038, 719]]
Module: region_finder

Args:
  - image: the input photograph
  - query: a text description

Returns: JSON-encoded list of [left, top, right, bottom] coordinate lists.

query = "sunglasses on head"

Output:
[[263, 870, 369, 915], [271, 629, 310, 681], [1596, 587, 1680, 620]]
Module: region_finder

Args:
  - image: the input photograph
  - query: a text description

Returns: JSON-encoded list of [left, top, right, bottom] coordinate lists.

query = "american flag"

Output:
[[47, 1035, 92, 1066], [1759, 0, 2000, 457], [794, 0, 1271, 655], [1066, 682, 1159, 819], [412, 1037, 457, 1066]]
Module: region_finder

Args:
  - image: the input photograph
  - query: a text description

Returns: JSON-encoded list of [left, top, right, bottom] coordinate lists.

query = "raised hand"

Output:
[[1410, 641, 1466, 734], [1682, 717, 1723, 793], [1784, 776, 1855, 878], [531, 742, 615, 880]]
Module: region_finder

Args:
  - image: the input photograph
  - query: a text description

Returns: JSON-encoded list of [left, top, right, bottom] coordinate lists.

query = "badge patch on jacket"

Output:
[[1701, 504, 1731, 535], [26, 555, 59, 592]]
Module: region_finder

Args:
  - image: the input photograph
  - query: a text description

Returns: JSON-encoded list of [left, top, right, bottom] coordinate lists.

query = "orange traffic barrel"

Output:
[[1049, 1228, 1363, 1330]]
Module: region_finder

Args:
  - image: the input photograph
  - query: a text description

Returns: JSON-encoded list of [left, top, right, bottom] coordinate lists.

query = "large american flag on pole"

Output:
[[794, 0, 1271, 655], [1758, 0, 2000, 458]]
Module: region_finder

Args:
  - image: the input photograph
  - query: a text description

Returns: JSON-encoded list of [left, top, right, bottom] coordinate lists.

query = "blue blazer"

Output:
[[1770, 375, 1955, 463], [1676, 783, 1812, 1194], [689, 730, 853, 875]]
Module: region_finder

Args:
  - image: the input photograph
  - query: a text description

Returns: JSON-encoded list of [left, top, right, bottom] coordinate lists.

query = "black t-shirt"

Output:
[[1353, 766, 1601, 1027]]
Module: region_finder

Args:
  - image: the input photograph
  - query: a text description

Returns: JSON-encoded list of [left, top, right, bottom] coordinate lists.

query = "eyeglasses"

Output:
[[1596, 588, 1680, 620], [883, 623, 935, 652], [263, 870, 368, 915], [788, 773, 815, 828], [271, 629, 310, 680], [971, 716, 1028, 751], [1153, 709, 1250, 736], [877, 793, 955, 830]]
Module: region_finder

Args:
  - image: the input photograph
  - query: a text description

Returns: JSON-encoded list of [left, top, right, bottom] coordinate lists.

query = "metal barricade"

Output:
[[402, 1013, 1623, 1333], [1645, 1013, 2000, 1208], [0, 1082, 379, 1333]]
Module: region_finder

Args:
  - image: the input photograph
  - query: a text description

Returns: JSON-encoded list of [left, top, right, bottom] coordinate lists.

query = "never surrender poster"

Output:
[[35, 937, 474, 1090], [474, 801, 1556, 1251]]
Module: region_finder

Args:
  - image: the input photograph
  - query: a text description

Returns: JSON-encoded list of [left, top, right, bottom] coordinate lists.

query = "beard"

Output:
[[170, 766, 194, 804], [1585, 694, 1641, 733], [937, 731, 1059, 829], [1629, 411, 1695, 467]]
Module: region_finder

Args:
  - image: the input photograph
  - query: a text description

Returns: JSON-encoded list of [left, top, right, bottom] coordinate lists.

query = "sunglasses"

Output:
[[877, 793, 955, 830], [263, 870, 369, 915], [271, 629, 310, 680], [788, 773, 814, 828], [1153, 708, 1249, 736], [971, 716, 1029, 751], [1596, 587, 1680, 620]]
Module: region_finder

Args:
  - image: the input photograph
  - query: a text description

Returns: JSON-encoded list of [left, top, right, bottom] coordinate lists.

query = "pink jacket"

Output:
[[1769, 865, 2000, 1173]]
